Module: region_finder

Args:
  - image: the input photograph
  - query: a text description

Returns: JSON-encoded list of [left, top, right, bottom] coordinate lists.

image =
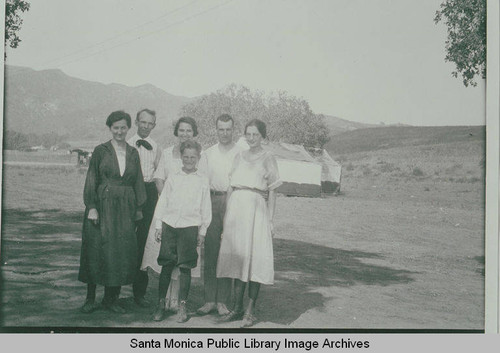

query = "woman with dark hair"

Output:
[[153, 116, 199, 192], [79, 110, 146, 314], [216, 119, 281, 327], [141, 116, 199, 312]]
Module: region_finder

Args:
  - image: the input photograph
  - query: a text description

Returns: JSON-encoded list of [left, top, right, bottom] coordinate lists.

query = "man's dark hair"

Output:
[[215, 114, 234, 127]]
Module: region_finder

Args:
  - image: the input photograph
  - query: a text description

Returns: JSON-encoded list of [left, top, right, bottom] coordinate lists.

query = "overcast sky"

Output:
[[5, 0, 485, 126]]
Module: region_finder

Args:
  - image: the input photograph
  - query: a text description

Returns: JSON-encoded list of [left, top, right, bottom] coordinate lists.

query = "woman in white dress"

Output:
[[217, 119, 281, 327], [141, 117, 200, 312]]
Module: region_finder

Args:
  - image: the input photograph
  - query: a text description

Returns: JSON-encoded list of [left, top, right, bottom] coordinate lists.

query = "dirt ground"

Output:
[[0, 161, 484, 330]]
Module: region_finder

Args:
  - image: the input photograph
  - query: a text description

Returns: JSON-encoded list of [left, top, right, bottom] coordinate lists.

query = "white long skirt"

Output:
[[216, 190, 274, 285]]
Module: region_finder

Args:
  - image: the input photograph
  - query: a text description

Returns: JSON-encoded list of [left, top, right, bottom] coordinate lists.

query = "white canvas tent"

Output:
[[316, 149, 342, 194], [236, 138, 341, 197]]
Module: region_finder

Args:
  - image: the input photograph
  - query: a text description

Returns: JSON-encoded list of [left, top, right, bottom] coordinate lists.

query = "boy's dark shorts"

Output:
[[157, 223, 198, 269]]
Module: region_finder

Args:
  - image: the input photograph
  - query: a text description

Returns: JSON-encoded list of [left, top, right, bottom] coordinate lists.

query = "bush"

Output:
[[345, 163, 355, 171], [412, 167, 425, 177], [378, 162, 399, 173]]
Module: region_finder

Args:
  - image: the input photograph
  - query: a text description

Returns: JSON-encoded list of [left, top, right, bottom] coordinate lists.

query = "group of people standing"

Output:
[[77, 109, 281, 328]]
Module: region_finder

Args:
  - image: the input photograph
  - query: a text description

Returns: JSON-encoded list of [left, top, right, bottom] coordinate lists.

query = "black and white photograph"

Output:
[[0, 0, 492, 332]]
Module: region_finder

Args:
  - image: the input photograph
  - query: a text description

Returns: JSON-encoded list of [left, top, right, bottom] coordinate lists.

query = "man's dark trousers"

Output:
[[133, 181, 158, 299], [203, 193, 231, 305]]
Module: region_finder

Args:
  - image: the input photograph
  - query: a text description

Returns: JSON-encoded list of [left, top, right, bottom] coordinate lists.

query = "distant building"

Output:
[[31, 145, 46, 151], [50, 142, 72, 151], [70, 149, 92, 166]]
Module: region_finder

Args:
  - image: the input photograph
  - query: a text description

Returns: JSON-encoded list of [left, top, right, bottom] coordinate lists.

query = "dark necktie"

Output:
[[136, 139, 153, 151]]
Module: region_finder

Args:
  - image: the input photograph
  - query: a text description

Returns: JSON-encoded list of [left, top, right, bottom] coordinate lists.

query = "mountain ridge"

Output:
[[3, 65, 399, 148], [3, 65, 191, 144]]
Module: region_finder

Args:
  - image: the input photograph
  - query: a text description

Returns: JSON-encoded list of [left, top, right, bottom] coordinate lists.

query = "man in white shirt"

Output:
[[127, 108, 161, 307], [197, 114, 244, 316]]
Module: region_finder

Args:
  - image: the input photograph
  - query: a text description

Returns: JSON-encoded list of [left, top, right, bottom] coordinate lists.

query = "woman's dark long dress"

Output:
[[78, 141, 147, 286]]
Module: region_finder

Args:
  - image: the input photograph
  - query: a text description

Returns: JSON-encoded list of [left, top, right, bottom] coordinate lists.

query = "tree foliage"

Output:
[[434, 0, 486, 87], [5, 0, 30, 51], [4, 130, 29, 150], [180, 84, 330, 148]]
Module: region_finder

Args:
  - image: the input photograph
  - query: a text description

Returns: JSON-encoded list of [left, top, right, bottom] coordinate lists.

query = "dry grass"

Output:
[[3, 150, 76, 164], [326, 126, 485, 155], [335, 140, 485, 184]]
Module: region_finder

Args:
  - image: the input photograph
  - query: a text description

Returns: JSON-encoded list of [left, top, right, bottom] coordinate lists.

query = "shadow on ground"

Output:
[[0, 208, 415, 328]]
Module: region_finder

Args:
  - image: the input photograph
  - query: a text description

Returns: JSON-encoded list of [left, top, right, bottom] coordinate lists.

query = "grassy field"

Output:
[[0, 126, 485, 329], [3, 150, 76, 164]]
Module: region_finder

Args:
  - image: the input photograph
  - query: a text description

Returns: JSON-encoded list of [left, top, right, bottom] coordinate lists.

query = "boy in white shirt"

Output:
[[152, 140, 211, 323]]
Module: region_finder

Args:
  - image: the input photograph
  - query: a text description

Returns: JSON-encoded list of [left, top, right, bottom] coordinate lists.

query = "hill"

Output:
[[326, 125, 485, 156], [6, 66, 481, 154], [4, 66, 403, 149], [325, 125, 485, 187], [3, 66, 191, 147], [322, 114, 378, 135]]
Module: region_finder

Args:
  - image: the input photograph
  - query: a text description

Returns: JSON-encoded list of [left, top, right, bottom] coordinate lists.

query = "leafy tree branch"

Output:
[[434, 0, 486, 87]]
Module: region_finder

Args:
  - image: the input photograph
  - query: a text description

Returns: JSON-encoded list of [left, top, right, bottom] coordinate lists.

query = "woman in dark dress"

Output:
[[79, 111, 146, 314]]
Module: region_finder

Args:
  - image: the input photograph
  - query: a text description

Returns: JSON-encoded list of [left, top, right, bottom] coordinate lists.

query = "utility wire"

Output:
[[36, 0, 201, 68], [38, 0, 235, 70]]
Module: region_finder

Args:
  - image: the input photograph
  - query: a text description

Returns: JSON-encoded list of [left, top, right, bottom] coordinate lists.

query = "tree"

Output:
[[5, 0, 30, 51], [265, 91, 330, 147], [3, 129, 68, 150], [180, 84, 330, 148], [3, 130, 29, 150], [434, 0, 486, 87]]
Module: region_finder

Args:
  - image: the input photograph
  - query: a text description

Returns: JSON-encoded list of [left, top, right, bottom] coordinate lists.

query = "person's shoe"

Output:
[[217, 310, 244, 323], [134, 297, 150, 308], [240, 313, 257, 328], [107, 302, 126, 314], [152, 299, 166, 321], [196, 302, 216, 316], [80, 299, 99, 313], [217, 303, 230, 316], [176, 301, 189, 323]]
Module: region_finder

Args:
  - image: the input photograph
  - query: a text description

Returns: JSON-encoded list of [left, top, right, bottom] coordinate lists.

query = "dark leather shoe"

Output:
[[218, 310, 244, 323], [106, 302, 126, 314], [80, 300, 99, 313], [135, 297, 150, 308]]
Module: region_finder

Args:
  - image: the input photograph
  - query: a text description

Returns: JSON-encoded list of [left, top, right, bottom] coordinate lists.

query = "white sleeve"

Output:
[[153, 152, 167, 181], [154, 177, 172, 229], [154, 146, 162, 172], [198, 152, 209, 177], [198, 179, 212, 236]]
